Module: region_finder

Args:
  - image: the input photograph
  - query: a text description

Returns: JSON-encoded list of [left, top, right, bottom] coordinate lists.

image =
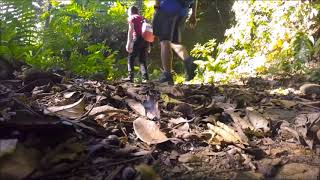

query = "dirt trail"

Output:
[[1, 73, 320, 180]]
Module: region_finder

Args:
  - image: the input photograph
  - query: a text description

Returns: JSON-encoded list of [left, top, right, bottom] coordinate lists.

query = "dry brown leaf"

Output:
[[133, 117, 168, 144], [207, 122, 243, 144], [293, 112, 320, 149], [63, 91, 77, 99], [172, 123, 192, 139], [88, 105, 128, 116], [126, 99, 146, 117], [44, 97, 85, 119], [227, 111, 254, 130], [216, 121, 244, 143], [169, 117, 189, 125], [246, 108, 270, 132], [271, 99, 297, 109]]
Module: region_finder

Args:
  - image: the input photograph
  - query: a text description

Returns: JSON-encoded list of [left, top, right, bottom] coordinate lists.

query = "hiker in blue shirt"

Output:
[[153, 0, 198, 85]]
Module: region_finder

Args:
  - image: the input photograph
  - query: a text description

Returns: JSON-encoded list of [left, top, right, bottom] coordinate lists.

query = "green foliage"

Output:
[[0, 0, 37, 61], [0, 0, 137, 79], [309, 68, 320, 82], [69, 43, 117, 78], [142, 0, 155, 21], [191, 39, 217, 59], [192, 0, 320, 83]]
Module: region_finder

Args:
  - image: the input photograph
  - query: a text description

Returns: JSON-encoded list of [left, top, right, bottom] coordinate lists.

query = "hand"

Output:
[[126, 43, 133, 53], [187, 14, 197, 29]]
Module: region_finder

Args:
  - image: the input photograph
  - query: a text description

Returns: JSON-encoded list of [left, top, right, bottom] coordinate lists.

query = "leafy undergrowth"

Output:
[[0, 71, 320, 180]]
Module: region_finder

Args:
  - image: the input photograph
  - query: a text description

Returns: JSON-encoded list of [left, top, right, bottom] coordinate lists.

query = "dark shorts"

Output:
[[152, 10, 186, 44]]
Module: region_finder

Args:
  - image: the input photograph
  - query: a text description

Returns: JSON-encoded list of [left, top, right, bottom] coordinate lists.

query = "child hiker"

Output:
[[125, 6, 150, 83]]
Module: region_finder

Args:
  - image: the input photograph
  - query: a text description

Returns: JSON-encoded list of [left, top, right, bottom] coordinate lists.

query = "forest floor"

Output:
[[1, 70, 320, 180]]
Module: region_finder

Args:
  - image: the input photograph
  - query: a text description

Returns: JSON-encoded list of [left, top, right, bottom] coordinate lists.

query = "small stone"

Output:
[[299, 83, 320, 97]]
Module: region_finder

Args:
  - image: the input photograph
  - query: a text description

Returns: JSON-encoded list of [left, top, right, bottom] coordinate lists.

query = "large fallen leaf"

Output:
[[246, 108, 270, 132], [44, 97, 85, 119], [172, 123, 192, 139], [133, 117, 168, 144], [208, 121, 246, 145], [293, 112, 320, 149], [226, 111, 254, 130], [126, 99, 145, 116], [88, 105, 128, 116]]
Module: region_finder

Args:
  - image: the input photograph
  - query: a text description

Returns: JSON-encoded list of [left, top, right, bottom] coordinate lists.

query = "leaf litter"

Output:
[[0, 70, 320, 179]]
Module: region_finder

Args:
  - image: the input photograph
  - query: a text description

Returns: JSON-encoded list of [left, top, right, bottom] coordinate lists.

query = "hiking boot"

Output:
[[184, 57, 196, 81], [141, 73, 149, 83], [123, 72, 134, 82], [159, 71, 174, 85]]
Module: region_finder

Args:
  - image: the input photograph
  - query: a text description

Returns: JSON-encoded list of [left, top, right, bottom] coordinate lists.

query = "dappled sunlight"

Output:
[[191, 0, 320, 84], [0, 1, 320, 179]]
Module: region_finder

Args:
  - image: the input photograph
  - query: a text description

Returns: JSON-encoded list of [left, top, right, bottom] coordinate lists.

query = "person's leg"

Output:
[[153, 10, 177, 84], [171, 16, 196, 81], [171, 43, 189, 60], [160, 40, 173, 72], [139, 40, 149, 81], [125, 53, 135, 82], [125, 40, 139, 82]]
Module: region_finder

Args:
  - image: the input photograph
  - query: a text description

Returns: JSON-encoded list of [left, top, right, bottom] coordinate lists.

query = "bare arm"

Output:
[[188, 0, 198, 29], [126, 22, 134, 53]]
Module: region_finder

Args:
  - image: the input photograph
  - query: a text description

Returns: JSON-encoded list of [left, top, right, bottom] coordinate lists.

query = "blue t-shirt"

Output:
[[159, 0, 193, 17]]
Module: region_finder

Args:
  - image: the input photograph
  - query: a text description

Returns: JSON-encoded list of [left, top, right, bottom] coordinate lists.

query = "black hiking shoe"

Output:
[[184, 57, 196, 81], [141, 73, 149, 83], [123, 72, 134, 82], [159, 71, 174, 85]]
